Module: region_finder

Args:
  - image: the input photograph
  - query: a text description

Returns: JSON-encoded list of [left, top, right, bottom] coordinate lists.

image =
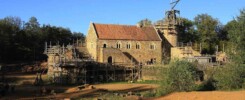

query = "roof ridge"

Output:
[[93, 23, 136, 27]]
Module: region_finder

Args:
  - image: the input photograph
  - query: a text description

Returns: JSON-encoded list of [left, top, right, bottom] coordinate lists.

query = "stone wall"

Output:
[[162, 29, 178, 47], [171, 47, 202, 59], [86, 23, 98, 61], [97, 40, 162, 64], [99, 48, 131, 64]]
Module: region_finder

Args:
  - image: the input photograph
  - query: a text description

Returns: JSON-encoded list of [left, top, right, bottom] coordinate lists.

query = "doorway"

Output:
[[108, 56, 112, 64]]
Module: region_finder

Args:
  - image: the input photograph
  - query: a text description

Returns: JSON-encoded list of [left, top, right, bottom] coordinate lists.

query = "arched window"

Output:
[[103, 44, 107, 48], [136, 42, 141, 49], [126, 42, 131, 49], [116, 41, 121, 49], [150, 43, 156, 50]]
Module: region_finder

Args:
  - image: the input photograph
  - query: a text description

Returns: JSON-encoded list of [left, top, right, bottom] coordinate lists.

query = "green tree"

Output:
[[213, 8, 245, 91], [0, 16, 24, 62], [213, 63, 245, 90], [178, 17, 198, 43], [0, 16, 85, 63], [25, 16, 40, 31], [138, 18, 152, 27], [41, 25, 73, 45], [194, 14, 220, 54], [157, 60, 198, 96], [226, 9, 245, 62], [24, 17, 43, 60]]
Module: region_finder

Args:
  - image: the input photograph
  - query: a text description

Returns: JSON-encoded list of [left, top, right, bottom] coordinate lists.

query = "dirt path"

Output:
[[4, 73, 245, 100], [2, 83, 158, 99], [153, 90, 245, 100], [48, 84, 157, 99]]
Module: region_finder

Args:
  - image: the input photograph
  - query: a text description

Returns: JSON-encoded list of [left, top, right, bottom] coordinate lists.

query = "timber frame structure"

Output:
[[44, 43, 142, 84]]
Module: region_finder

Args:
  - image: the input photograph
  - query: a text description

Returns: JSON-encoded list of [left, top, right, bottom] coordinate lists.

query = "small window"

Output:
[[103, 44, 107, 48], [116, 41, 121, 49], [126, 42, 131, 49], [150, 43, 156, 50], [136, 43, 141, 49]]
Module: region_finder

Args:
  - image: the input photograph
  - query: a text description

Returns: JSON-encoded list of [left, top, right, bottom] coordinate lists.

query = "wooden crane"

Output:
[[165, 0, 181, 26], [171, 0, 180, 10]]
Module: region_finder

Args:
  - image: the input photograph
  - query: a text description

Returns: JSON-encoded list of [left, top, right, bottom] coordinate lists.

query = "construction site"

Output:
[[44, 43, 143, 84], [1, 0, 239, 100], [42, 0, 227, 85]]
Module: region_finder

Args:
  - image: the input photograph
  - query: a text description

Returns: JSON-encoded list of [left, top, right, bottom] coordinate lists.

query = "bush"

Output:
[[143, 90, 157, 97], [196, 67, 217, 91], [157, 60, 198, 96], [213, 62, 245, 90], [197, 78, 216, 91]]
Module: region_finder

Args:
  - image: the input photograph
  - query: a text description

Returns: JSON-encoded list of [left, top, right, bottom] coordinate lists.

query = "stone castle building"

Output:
[[86, 23, 162, 65], [85, 6, 204, 65]]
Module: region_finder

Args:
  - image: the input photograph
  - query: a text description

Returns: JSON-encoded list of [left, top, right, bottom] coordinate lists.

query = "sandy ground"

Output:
[[2, 73, 245, 100], [1, 73, 158, 100], [153, 90, 245, 100]]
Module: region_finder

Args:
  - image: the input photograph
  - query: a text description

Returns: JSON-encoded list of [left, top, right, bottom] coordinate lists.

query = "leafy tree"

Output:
[[157, 60, 198, 96], [178, 17, 198, 43], [138, 18, 152, 27], [213, 8, 245, 91], [194, 14, 220, 54], [25, 16, 40, 31], [0, 16, 85, 63], [41, 25, 73, 45], [72, 32, 86, 44], [0, 16, 24, 62], [213, 63, 245, 90], [226, 9, 245, 62]]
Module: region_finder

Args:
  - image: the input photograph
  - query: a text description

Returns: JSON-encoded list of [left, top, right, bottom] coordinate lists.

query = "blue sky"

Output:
[[0, 0, 245, 34]]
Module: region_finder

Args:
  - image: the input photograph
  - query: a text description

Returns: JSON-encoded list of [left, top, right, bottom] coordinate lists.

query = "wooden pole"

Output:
[[200, 43, 202, 53]]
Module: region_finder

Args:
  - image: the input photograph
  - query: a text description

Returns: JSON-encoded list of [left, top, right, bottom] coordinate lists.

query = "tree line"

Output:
[[0, 16, 85, 63]]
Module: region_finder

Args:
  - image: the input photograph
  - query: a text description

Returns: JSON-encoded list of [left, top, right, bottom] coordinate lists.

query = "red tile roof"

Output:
[[93, 23, 161, 41]]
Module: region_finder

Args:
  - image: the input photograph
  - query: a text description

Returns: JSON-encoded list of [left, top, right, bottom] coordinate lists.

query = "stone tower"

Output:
[[154, 0, 181, 63], [155, 0, 181, 47], [155, 9, 181, 47]]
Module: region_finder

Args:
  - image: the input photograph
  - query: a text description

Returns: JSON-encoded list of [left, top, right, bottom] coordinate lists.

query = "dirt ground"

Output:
[[1, 73, 158, 99], [153, 90, 245, 100], [1, 83, 158, 99], [1, 72, 245, 100]]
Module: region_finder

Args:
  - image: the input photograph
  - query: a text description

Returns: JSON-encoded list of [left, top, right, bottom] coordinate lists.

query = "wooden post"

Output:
[[106, 64, 108, 82], [200, 43, 202, 53], [123, 68, 126, 81], [113, 67, 116, 81]]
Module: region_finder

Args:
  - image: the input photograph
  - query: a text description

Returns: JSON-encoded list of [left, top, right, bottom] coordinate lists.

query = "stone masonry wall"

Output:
[[97, 40, 162, 64], [86, 23, 98, 61]]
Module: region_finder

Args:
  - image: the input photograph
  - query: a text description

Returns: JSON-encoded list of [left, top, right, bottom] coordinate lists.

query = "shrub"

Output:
[[197, 77, 216, 91], [213, 62, 245, 90], [157, 60, 198, 96]]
